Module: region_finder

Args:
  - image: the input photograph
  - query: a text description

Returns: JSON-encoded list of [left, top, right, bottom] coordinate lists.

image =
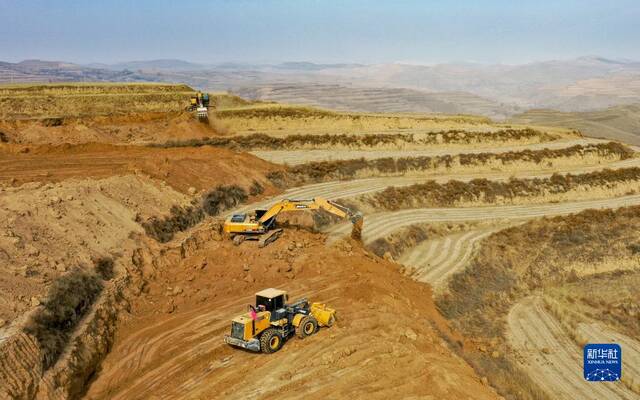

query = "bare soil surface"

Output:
[[0, 143, 281, 194], [0, 112, 219, 145], [84, 230, 499, 400], [0, 175, 189, 323]]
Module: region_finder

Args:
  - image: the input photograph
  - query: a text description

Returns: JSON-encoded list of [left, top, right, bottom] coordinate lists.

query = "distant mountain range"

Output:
[[0, 59, 160, 84], [1, 57, 639, 120]]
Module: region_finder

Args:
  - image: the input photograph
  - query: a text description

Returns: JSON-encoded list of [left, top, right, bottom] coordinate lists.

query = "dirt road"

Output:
[[251, 138, 605, 164], [325, 194, 640, 243], [507, 296, 637, 400], [399, 226, 504, 291], [234, 153, 640, 216]]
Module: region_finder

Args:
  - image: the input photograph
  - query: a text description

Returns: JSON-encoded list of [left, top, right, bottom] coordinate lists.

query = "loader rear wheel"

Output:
[[297, 316, 318, 339], [260, 328, 283, 353]]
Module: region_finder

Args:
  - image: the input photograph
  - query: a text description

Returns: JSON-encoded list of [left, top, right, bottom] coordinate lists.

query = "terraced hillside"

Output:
[[233, 83, 518, 119], [205, 102, 640, 400], [2, 89, 639, 400], [510, 104, 640, 145], [0, 83, 231, 145]]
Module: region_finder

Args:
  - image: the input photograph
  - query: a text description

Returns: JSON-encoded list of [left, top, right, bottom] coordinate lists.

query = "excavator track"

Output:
[[258, 229, 283, 248]]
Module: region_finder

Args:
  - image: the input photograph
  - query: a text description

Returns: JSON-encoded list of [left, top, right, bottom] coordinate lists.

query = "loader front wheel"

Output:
[[260, 328, 283, 353], [297, 316, 318, 339]]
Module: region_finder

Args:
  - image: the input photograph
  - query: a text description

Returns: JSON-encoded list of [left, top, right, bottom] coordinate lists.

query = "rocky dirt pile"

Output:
[[0, 175, 189, 323]]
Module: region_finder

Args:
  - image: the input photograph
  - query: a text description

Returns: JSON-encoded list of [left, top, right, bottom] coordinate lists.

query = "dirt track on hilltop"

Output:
[[507, 296, 637, 400]]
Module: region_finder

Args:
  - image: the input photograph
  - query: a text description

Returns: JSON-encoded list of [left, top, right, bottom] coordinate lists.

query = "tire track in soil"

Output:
[[86, 280, 343, 400], [507, 296, 636, 400], [399, 227, 503, 291]]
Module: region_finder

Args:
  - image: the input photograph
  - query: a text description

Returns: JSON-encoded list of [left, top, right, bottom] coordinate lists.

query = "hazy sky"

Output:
[[1, 0, 639, 65]]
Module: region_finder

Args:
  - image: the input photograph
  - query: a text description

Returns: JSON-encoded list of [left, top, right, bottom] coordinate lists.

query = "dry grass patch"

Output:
[[436, 206, 640, 399], [24, 268, 104, 370], [157, 128, 556, 152], [212, 103, 540, 136], [268, 142, 633, 186], [355, 167, 640, 211], [544, 271, 640, 342]]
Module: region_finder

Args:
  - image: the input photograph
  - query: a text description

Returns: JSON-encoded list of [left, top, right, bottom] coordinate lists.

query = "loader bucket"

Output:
[[310, 302, 336, 327]]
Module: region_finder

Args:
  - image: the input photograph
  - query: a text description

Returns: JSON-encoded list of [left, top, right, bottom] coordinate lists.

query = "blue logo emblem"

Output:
[[584, 343, 622, 381]]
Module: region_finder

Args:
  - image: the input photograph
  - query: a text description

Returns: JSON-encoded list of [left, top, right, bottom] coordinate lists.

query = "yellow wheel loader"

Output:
[[224, 288, 336, 353], [223, 197, 363, 247]]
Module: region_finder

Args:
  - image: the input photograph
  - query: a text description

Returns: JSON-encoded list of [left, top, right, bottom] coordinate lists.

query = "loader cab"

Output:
[[255, 288, 289, 312]]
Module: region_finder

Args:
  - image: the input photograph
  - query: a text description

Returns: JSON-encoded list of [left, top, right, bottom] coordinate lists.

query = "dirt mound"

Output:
[[0, 111, 224, 145], [0, 175, 190, 323], [0, 142, 283, 194], [84, 229, 499, 400]]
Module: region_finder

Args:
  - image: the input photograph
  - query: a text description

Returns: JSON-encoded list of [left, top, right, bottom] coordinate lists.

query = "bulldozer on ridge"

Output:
[[224, 288, 336, 353], [188, 91, 210, 121], [223, 197, 363, 247]]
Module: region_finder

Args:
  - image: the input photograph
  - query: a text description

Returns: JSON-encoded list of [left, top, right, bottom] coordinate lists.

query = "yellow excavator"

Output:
[[224, 288, 336, 353], [223, 197, 363, 247]]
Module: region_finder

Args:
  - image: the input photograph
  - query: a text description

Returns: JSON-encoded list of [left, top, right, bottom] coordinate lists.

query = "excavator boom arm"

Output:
[[257, 197, 354, 223]]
